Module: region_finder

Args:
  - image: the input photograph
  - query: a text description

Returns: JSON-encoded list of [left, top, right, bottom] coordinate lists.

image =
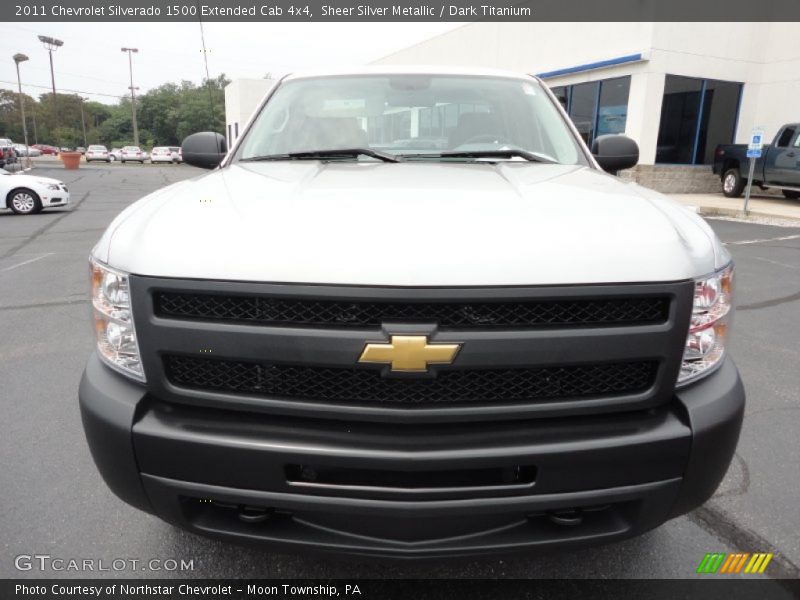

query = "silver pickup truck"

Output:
[[79, 67, 744, 558]]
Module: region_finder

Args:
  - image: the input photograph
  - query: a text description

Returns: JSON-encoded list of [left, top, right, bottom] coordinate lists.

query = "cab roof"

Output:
[[282, 65, 538, 82]]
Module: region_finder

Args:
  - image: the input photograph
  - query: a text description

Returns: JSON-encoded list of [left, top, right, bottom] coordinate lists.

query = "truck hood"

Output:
[[96, 161, 728, 286]]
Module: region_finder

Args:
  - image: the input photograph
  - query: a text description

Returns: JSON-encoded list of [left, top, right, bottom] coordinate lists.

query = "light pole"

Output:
[[78, 96, 87, 147], [38, 35, 63, 146], [121, 47, 139, 147], [13, 53, 31, 168]]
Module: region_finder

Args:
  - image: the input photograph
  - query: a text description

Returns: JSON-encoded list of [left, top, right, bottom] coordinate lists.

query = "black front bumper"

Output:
[[79, 352, 744, 558]]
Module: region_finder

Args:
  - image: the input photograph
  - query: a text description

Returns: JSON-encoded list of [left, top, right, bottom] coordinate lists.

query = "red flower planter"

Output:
[[61, 152, 82, 170]]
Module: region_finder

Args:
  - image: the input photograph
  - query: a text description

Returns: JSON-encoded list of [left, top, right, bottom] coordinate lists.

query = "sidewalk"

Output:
[[669, 192, 800, 222]]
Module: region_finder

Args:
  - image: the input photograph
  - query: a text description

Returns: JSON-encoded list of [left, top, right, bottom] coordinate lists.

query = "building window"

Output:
[[569, 82, 600, 145], [551, 86, 569, 110], [597, 77, 631, 137], [549, 77, 630, 146], [656, 75, 742, 165]]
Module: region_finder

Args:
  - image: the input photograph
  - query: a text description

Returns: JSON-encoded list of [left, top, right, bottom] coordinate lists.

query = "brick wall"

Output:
[[618, 165, 722, 193]]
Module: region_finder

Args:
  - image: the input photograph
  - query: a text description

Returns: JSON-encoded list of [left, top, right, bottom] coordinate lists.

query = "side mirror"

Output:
[[591, 134, 639, 175], [181, 132, 227, 169]]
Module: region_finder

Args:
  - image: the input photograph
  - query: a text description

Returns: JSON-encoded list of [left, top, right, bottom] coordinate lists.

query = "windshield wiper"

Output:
[[240, 148, 399, 163], [402, 149, 556, 163]]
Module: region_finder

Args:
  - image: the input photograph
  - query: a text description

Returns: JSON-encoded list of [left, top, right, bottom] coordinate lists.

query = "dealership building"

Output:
[[371, 22, 798, 191], [224, 22, 797, 192]]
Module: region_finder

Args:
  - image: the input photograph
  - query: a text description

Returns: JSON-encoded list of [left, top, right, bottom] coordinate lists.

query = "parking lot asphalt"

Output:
[[0, 163, 798, 584]]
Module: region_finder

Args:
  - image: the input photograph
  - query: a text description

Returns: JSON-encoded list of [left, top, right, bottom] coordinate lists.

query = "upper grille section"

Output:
[[154, 292, 670, 329], [164, 355, 658, 406]]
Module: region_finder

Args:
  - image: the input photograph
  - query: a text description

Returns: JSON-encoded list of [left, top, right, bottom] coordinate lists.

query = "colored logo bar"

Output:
[[697, 552, 773, 574]]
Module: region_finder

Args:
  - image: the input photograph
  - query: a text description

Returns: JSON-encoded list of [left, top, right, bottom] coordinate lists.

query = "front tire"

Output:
[[722, 168, 745, 198], [782, 190, 800, 200], [8, 188, 42, 215]]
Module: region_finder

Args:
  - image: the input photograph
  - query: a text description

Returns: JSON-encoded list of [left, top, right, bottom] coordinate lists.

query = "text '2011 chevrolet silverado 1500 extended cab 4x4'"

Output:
[[79, 67, 744, 558]]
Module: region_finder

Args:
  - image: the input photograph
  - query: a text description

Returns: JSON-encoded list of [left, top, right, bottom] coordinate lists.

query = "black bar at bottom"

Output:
[[2, 579, 797, 600]]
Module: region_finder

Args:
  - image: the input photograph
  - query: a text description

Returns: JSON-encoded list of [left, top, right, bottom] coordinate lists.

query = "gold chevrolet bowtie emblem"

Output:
[[358, 335, 461, 372]]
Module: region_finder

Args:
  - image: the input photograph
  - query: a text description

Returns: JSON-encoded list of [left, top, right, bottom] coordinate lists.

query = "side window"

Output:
[[776, 127, 795, 148], [794, 132, 800, 148]]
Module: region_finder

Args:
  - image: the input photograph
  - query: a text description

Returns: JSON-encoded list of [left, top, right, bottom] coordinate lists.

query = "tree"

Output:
[[0, 71, 231, 148], [0, 89, 41, 142]]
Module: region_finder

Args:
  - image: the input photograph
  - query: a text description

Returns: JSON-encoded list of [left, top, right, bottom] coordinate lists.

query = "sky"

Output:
[[0, 22, 464, 104]]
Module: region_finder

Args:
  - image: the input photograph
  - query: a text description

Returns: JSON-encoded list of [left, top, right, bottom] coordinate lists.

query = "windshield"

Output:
[[236, 75, 587, 165]]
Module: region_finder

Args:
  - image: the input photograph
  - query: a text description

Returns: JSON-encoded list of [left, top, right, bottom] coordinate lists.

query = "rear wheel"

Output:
[[782, 190, 800, 200], [8, 188, 42, 215], [722, 168, 745, 198]]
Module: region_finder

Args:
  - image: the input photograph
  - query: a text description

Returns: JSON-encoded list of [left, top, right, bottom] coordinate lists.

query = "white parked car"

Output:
[[120, 146, 145, 163], [109, 148, 122, 161], [85, 145, 111, 163], [0, 169, 70, 214], [13, 144, 41, 157], [150, 146, 181, 164]]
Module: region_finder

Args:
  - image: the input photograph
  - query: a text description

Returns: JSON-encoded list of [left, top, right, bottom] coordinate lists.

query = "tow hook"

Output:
[[546, 508, 583, 527], [238, 506, 274, 524]]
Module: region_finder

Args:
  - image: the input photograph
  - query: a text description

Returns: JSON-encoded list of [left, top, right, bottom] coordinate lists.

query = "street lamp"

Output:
[[38, 35, 63, 146], [13, 53, 31, 168], [121, 47, 139, 147], [78, 96, 87, 147]]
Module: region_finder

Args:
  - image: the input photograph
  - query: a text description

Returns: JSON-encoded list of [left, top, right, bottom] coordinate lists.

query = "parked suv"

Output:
[[80, 68, 744, 558]]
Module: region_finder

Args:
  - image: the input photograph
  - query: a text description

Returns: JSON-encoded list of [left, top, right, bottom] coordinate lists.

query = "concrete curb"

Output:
[[694, 205, 800, 223]]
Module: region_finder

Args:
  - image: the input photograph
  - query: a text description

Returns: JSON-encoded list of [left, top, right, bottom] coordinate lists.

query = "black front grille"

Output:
[[164, 355, 657, 405], [155, 292, 669, 329]]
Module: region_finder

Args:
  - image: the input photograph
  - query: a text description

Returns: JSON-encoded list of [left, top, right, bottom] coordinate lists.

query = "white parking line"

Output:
[[0, 253, 53, 273], [725, 233, 800, 246]]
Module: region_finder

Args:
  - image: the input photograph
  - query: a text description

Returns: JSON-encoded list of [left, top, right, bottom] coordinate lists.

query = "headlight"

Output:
[[40, 181, 61, 190], [90, 258, 146, 382], [677, 263, 734, 386]]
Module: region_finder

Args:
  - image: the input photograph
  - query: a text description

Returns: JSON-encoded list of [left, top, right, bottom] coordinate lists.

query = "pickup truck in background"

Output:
[[714, 123, 800, 199]]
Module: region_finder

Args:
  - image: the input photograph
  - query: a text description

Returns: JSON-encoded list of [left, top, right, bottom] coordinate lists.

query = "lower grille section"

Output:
[[164, 355, 657, 405]]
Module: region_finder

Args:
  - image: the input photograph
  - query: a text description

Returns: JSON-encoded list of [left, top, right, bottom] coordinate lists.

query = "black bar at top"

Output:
[[5, 0, 800, 22]]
